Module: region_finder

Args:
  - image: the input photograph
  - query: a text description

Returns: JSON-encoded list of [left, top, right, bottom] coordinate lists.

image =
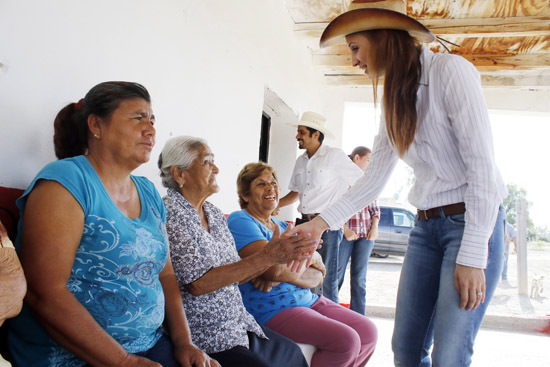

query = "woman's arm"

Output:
[[277, 190, 299, 210], [21, 180, 159, 367], [237, 239, 324, 286], [0, 220, 26, 325], [290, 267, 324, 289], [321, 120, 399, 232], [183, 225, 317, 296], [443, 57, 504, 310], [160, 255, 219, 366]]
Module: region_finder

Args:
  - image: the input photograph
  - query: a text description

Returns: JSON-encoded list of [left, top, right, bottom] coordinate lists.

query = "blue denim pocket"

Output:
[[447, 213, 465, 226]]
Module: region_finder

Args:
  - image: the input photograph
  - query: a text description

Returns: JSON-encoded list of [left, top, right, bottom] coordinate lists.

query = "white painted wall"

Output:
[[2, 0, 547, 219], [319, 85, 550, 145], [0, 0, 325, 216]]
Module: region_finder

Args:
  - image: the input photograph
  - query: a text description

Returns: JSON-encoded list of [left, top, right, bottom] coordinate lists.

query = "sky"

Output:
[[342, 103, 550, 229]]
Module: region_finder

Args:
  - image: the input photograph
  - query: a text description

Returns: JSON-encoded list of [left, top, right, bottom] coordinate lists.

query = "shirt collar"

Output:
[[167, 188, 200, 222], [419, 46, 433, 86], [301, 143, 329, 160]]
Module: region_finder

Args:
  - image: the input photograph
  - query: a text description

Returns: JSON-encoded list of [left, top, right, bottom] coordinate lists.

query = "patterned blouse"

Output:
[[163, 189, 266, 354]]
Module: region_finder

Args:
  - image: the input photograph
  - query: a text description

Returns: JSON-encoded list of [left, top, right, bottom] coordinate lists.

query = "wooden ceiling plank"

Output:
[[423, 16, 550, 38], [460, 53, 550, 70], [323, 74, 550, 88], [294, 16, 550, 38], [313, 53, 550, 70]]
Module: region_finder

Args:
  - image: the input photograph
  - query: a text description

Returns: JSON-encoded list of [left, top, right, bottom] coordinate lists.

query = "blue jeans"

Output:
[[313, 229, 343, 302], [501, 220, 509, 280], [337, 237, 375, 314], [501, 241, 509, 280], [392, 206, 505, 367]]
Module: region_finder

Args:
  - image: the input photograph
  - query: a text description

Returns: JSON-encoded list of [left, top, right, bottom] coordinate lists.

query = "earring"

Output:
[[94, 134, 100, 139], [179, 183, 184, 188]]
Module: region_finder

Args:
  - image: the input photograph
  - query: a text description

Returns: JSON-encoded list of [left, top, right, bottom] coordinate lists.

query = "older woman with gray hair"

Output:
[[158, 136, 315, 367]]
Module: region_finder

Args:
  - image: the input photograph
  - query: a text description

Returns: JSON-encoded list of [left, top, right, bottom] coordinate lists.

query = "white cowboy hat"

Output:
[[320, 0, 435, 48], [288, 111, 334, 138]]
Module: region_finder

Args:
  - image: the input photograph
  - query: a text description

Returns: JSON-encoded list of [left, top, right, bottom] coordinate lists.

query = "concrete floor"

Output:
[[337, 246, 550, 365], [368, 317, 550, 366]]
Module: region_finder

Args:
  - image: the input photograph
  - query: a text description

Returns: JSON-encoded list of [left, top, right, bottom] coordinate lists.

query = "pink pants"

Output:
[[265, 296, 378, 367]]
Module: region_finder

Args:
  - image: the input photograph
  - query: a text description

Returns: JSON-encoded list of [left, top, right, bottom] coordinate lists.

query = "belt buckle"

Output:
[[421, 210, 429, 220]]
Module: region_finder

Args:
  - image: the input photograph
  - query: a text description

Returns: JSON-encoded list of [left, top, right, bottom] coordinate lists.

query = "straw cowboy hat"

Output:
[[320, 0, 435, 48], [288, 111, 334, 138]]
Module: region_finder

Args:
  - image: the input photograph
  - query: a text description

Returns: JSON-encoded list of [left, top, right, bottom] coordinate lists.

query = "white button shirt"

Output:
[[289, 144, 363, 216], [321, 47, 507, 269]]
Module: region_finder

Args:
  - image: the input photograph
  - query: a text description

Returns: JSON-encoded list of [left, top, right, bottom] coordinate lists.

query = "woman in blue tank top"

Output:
[[7, 82, 217, 367]]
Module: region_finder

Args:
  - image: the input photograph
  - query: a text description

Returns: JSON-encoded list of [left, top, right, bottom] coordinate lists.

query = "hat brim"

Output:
[[320, 8, 435, 48], [287, 121, 334, 139]]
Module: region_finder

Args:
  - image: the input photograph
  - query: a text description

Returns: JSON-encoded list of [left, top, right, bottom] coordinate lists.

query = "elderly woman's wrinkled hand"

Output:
[[116, 354, 163, 367], [284, 216, 329, 272], [265, 224, 318, 265], [174, 342, 220, 367]]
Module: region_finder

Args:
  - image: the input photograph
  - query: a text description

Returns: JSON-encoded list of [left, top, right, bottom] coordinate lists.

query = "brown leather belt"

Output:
[[301, 213, 320, 221], [417, 202, 466, 221]]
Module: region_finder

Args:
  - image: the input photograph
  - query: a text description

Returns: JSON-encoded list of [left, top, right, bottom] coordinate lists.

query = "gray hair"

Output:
[[158, 136, 207, 189]]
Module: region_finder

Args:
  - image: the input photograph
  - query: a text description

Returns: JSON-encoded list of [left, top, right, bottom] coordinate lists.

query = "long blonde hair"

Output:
[[363, 29, 422, 157]]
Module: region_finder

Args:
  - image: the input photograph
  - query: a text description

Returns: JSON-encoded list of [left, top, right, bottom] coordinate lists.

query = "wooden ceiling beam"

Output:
[[313, 53, 550, 71], [323, 73, 550, 88], [295, 16, 550, 39], [424, 16, 550, 38]]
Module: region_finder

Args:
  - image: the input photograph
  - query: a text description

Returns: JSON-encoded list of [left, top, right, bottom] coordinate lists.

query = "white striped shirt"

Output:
[[321, 47, 507, 268]]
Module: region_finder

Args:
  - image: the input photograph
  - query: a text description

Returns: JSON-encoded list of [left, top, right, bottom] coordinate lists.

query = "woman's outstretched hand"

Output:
[[285, 216, 329, 272], [265, 224, 318, 265]]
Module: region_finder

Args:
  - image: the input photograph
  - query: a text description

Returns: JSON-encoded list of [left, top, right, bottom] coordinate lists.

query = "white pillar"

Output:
[[516, 198, 528, 295]]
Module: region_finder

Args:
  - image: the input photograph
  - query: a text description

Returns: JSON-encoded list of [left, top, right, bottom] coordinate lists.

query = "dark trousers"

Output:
[[209, 326, 308, 367], [135, 333, 178, 367]]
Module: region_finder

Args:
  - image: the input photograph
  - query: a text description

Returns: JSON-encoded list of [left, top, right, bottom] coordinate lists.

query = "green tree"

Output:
[[503, 183, 534, 232], [534, 225, 550, 242]]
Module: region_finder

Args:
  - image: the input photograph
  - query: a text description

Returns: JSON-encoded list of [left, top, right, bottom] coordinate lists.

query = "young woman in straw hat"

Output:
[[292, 1, 506, 366]]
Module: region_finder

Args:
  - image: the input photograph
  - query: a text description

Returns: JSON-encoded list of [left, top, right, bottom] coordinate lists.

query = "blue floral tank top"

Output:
[[8, 156, 168, 367]]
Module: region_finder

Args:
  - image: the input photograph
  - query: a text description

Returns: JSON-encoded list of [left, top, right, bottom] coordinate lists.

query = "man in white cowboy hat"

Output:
[[278, 111, 363, 303]]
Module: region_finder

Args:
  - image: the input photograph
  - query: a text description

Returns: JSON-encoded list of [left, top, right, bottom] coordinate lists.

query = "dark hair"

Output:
[[53, 81, 151, 159], [362, 29, 422, 157], [305, 126, 325, 144], [349, 146, 371, 160], [237, 162, 279, 209]]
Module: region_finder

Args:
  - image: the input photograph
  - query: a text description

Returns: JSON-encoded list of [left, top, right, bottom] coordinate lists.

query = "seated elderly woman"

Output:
[[7, 82, 215, 367], [227, 162, 378, 367], [158, 136, 316, 367]]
